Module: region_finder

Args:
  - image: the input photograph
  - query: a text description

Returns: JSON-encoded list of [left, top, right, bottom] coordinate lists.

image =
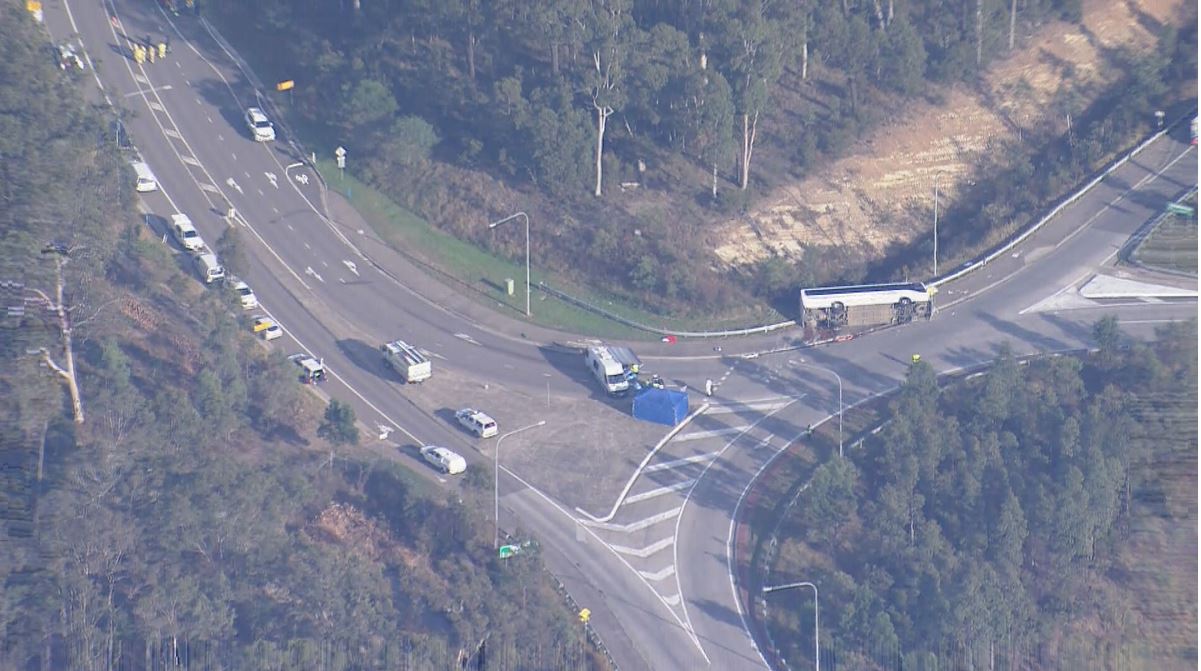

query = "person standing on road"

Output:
[[158, 41, 166, 60]]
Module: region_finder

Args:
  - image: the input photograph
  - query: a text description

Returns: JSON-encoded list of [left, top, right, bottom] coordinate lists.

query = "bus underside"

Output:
[[801, 298, 933, 330]]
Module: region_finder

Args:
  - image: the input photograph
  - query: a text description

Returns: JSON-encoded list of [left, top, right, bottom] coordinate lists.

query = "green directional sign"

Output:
[[498, 544, 521, 559], [1166, 203, 1195, 217]]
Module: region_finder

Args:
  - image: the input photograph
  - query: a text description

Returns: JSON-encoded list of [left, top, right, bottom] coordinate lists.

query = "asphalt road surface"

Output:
[[38, 1, 1198, 669]]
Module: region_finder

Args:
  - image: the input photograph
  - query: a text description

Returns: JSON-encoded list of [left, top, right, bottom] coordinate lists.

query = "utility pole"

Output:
[[933, 175, 940, 277], [487, 212, 532, 317]]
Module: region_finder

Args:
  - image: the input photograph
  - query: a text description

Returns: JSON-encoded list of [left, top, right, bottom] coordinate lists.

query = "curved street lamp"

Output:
[[494, 420, 546, 549], [487, 212, 531, 317], [763, 581, 819, 671]]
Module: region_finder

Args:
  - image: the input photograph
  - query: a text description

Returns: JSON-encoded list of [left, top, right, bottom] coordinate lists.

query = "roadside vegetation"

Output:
[[208, 0, 1196, 324], [1130, 196, 1198, 276], [876, 17, 1198, 281], [0, 7, 599, 669], [756, 318, 1198, 669]]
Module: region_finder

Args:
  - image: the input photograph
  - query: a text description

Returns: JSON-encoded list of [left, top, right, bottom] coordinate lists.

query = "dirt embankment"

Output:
[[713, 0, 1188, 269]]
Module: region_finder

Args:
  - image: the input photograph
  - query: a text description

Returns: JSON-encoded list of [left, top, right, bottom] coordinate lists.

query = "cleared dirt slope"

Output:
[[714, 0, 1187, 268]]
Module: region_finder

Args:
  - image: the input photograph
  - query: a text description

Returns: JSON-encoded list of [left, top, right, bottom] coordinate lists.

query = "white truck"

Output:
[[381, 339, 432, 383], [584, 345, 641, 396]]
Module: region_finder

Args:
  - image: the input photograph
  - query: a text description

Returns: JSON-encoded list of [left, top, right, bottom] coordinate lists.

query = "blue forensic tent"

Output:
[[632, 388, 688, 426]]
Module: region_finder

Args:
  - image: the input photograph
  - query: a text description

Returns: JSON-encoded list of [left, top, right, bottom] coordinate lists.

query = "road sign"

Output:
[[498, 544, 520, 559], [578, 608, 591, 623], [1166, 203, 1194, 217], [335, 146, 347, 170], [276, 80, 294, 92]]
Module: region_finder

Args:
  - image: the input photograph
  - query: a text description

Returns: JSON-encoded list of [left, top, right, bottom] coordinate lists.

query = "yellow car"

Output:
[[251, 315, 274, 333], [251, 316, 283, 341]]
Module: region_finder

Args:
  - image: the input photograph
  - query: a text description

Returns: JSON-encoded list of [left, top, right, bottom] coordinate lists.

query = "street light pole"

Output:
[[793, 360, 844, 457], [763, 581, 819, 671], [487, 212, 531, 317], [494, 420, 546, 550], [933, 175, 940, 277]]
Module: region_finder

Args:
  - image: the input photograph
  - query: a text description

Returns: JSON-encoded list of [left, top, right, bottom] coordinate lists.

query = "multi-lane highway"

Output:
[[38, 1, 1197, 669]]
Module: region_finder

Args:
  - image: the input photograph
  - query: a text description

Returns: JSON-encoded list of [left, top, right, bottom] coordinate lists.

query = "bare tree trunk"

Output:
[[1008, 0, 1017, 50], [801, 41, 808, 80], [593, 103, 612, 196], [37, 419, 48, 482], [976, 0, 984, 68], [739, 110, 758, 190], [34, 256, 84, 424], [887, 0, 894, 26], [711, 163, 718, 199], [107, 585, 115, 671], [871, 0, 885, 29], [551, 42, 560, 74], [467, 31, 477, 82]]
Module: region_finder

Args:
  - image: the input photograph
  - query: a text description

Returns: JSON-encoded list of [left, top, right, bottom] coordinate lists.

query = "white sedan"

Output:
[[231, 279, 258, 309]]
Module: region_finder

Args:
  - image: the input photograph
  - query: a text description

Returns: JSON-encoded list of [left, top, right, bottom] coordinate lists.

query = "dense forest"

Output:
[[0, 6, 594, 669], [209, 0, 1195, 316], [763, 318, 1198, 669]]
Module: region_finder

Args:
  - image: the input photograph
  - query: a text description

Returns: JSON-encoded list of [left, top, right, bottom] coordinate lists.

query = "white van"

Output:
[[455, 408, 498, 438], [420, 446, 467, 475], [171, 214, 205, 252], [194, 252, 225, 284], [585, 345, 637, 396], [130, 161, 158, 192]]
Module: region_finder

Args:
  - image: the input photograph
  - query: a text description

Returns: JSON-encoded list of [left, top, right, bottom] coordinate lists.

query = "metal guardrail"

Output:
[[542, 118, 1189, 337], [199, 18, 312, 171], [1121, 187, 1198, 279], [930, 119, 1183, 288], [204, 9, 1189, 340], [535, 281, 797, 338]]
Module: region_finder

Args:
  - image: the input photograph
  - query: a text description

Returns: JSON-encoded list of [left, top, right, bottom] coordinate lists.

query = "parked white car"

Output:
[[231, 279, 258, 309], [420, 446, 466, 475], [130, 160, 158, 192], [170, 214, 204, 252], [455, 408, 498, 438], [57, 43, 85, 70], [244, 107, 276, 142]]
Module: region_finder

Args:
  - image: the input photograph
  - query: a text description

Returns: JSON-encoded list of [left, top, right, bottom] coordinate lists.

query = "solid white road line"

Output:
[[499, 465, 709, 660], [674, 426, 751, 441], [644, 451, 721, 473], [639, 565, 676, 582], [582, 507, 683, 533], [671, 398, 797, 663], [610, 537, 674, 558], [705, 399, 793, 415], [623, 480, 696, 505]]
